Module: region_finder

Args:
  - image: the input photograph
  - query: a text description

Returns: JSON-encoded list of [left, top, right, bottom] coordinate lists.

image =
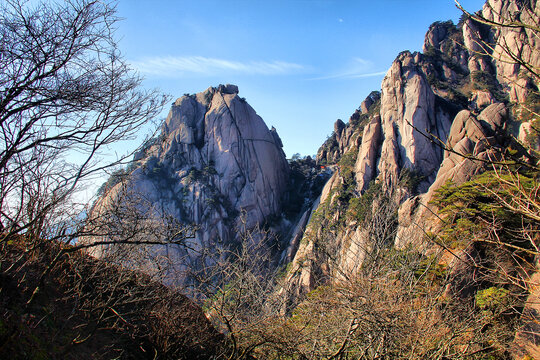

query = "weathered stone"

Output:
[[482, 0, 540, 102], [379, 51, 452, 192], [396, 103, 509, 248], [354, 116, 382, 192], [217, 83, 239, 94], [519, 121, 540, 150], [360, 91, 381, 114], [334, 119, 346, 137], [88, 85, 289, 285], [423, 21, 451, 53], [470, 90, 496, 110], [462, 18, 487, 55]]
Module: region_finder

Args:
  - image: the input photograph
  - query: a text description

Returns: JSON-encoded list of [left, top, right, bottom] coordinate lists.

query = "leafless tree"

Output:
[[0, 1, 221, 357], [184, 215, 288, 359], [0, 0, 168, 245], [0, 0, 191, 299]]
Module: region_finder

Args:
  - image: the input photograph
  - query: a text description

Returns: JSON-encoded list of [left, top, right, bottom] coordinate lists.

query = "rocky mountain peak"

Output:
[[282, 0, 540, 314], [316, 91, 382, 166], [360, 91, 381, 114], [334, 119, 346, 137], [89, 84, 290, 284], [423, 20, 455, 53], [216, 83, 239, 94]]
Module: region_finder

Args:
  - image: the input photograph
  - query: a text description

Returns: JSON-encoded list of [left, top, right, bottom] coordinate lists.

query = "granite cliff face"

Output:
[[483, 0, 540, 103], [316, 91, 380, 166], [89, 84, 290, 283], [281, 0, 540, 307], [396, 102, 510, 247], [376, 51, 454, 193], [86, 4, 539, 355]]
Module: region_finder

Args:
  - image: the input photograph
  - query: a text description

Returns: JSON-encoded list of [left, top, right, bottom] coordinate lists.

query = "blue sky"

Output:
[[116, 0, 487, 158]]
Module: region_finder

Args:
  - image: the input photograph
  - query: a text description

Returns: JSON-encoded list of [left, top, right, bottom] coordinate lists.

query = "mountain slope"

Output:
[[0, 238, 226, 359], [82, 0, 540, 357], [282, 0, 539, 301], [87, 84, 291, 285], [277, 3, 540, 358]]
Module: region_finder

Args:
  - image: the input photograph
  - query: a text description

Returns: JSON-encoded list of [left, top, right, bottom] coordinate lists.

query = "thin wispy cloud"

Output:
[[309, 57, 387, 80], [130, 56, 306, 77]]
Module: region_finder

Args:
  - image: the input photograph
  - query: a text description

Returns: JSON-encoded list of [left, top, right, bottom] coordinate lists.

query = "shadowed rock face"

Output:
[[89, 85, 289, 284]]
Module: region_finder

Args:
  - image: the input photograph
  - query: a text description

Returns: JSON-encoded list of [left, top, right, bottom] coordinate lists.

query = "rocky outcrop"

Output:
[[282, 1, 540, 309], [378, 51, 453, 193], [470, 89, 497, 109], [481, 0, 540, 102], [396, 102, 509, 247], [360, 91, 381, 114], [316, 92, 381, 165], [354, 116, 381, 192], [316, 119, 360, 165], [88, 85, 289, 284], [424, 20, 463, 57], [519, 120, 540, 149]]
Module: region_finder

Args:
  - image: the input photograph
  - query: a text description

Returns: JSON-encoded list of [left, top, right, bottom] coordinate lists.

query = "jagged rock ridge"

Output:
[[282, 0, 540, 310], [89, 84, 290, 283]]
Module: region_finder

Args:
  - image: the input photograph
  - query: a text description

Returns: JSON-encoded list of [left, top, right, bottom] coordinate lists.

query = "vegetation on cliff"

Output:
[[1, 0, 540, 359]]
